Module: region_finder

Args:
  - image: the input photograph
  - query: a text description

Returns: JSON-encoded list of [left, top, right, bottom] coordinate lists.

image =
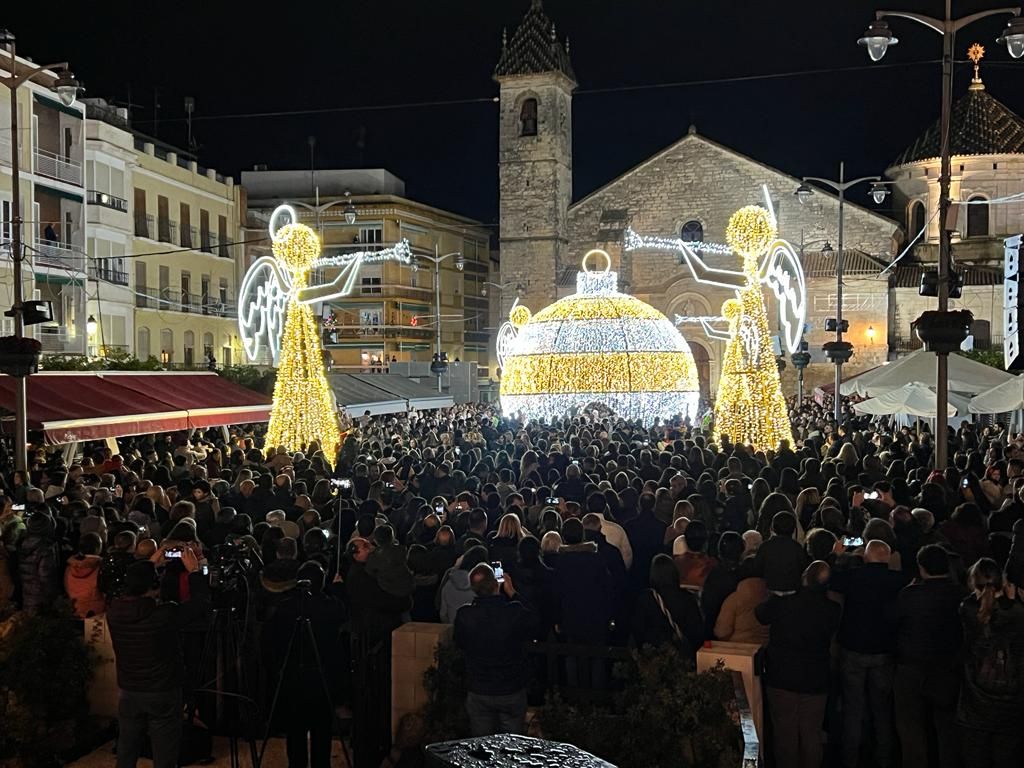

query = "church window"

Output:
[[909, 201, 926, 238], [520, 98, 538, 137], [680, 220, 703, 243], [966, 196, 989, 238]]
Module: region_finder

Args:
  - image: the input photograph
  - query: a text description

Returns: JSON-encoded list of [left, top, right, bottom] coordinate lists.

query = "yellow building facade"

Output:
[[131, 139, 243, 368]]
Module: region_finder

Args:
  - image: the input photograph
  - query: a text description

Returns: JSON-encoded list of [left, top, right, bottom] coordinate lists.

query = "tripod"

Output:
[[259, 582, 351, 768], [192, 604, 261, 768]]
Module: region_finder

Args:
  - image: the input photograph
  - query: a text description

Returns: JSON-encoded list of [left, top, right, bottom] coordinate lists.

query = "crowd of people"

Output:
[[1, 398, 1023, 768]]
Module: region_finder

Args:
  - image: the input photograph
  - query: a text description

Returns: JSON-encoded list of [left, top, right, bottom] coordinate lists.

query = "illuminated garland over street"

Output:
[[499, 249, 699, 424]]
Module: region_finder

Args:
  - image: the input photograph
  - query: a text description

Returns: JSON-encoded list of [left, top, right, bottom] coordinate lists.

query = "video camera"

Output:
[[208, 536, 260, 593]]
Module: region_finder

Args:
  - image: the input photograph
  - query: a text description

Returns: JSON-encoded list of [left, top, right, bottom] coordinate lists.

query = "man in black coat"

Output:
[[829, 539, 909, 768], [892, 545, 965, 768], [752, 511, 809, 594], [454, 564, 538, 736], [108, 548, 211, 768], [623, 492, 667, 595]]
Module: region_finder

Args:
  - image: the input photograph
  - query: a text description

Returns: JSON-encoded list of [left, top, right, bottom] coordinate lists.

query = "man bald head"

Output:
[[864, 539, 891, 564]]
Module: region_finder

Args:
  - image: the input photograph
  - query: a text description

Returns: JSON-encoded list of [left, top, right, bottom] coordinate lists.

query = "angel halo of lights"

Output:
[[498, 248, 700, 425], [625, 188, 802, 451]]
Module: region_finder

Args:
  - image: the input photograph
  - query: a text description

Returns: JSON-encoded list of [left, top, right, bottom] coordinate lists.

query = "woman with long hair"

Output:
[[957, 558, 1024, 767], [631, 553, 704, 659]]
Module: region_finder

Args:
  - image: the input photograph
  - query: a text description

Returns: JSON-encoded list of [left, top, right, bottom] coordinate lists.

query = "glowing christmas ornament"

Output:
[[499, 250, 700, 424]]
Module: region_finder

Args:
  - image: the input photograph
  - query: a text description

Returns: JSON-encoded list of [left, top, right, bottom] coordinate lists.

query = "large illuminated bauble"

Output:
[[500, 250, 700, 424]]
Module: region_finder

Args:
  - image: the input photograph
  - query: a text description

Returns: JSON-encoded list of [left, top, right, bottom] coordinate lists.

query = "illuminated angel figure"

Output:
[[625, 190, 803, 451], [239, 205, 410, 455]]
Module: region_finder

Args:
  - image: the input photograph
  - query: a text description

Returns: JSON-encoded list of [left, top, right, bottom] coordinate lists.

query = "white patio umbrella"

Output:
[[840, 349, 1014, 397], [968, 375, 1024, 414], [853, 382, 957, 418]]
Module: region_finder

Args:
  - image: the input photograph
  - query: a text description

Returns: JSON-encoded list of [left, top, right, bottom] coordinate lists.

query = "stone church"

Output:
[[494, 0, 1024, 400]]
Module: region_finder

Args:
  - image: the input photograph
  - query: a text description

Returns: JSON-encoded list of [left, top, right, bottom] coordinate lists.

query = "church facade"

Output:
[[494, 1, 1024, 401]]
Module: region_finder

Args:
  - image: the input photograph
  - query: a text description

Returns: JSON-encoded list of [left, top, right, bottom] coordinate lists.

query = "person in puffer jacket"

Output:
[[65, 532, 106, 618], [17, 511, 61, 613]]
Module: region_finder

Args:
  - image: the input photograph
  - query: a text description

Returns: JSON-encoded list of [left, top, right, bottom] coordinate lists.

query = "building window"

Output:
[[966, 195, 989, 238], [909, 200, 926, 238], [137, 327, 150, 360], [360, 276, 382, 295], [520, 98, 538, 137], [357, 225, 383, 244], [680, 220, 703, 243]]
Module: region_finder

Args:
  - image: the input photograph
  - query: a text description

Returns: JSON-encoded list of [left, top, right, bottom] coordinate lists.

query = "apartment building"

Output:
[[0, 46, 89, 356], [131, 135, 243, 367], [242, 169, 496, 376]]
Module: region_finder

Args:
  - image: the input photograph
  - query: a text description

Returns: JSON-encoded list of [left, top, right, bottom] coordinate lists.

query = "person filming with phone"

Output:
[[107, 545, 211, 768], [454, 562, 538, 737]]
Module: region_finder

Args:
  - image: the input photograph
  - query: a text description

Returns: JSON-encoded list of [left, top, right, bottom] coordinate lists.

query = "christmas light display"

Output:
[[626, 191, 803, 451], [499, 249, 700, 424], [239, 205, 412, 364], [262, 218, 342, 455]]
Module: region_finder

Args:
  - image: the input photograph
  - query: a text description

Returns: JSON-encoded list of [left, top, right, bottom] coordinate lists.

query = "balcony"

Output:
[[180, 292, 202, 313], [38, 325, 85, 354], [87, 189, 129, 213], [180, 225, 196, 250], [89, 264, 129, 286], [34, 238, 85, 272], [200, 230, 215, 253], [218, 238, 230, 258], [135, 213, 153, 238], [34, 146, 82, 186], [203, 297, 236, 317], [136, 286, 171, 310], [158, 218, 177, 244]]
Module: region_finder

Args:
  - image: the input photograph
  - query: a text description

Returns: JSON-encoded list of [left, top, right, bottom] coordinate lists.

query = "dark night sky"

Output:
[[6, 1, 1023, 225]]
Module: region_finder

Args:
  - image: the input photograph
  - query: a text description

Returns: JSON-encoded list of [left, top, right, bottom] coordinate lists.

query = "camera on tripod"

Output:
[[208, 537, 259, 592]]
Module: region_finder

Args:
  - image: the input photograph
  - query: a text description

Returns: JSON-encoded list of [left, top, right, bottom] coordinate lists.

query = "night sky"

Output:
[[6, 0, 1023, 226]]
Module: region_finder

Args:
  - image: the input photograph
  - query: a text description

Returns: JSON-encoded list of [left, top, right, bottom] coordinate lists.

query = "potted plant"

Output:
[[0, 336, 42, 378]]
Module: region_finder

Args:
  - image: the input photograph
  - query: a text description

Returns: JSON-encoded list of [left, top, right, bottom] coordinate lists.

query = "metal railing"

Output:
[[135, 286, 171, 310], [180, 225, 196, 249], [200, 230, 215, 253], [34, 146, 82, 185], [180, 291, 202, 313], [87, 189, 129, 213], [135, 213, 153, 238], [158, 218, 176, 244], [38, 325, 85, 354], [89, 264, 129, 285], [34, 238, 86, 272], [218, 237, 230, 258], [134, 286, 234, 316]]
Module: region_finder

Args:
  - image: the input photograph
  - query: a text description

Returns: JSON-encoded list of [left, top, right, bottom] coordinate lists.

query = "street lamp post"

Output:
[[0, 31, 78, 472], [795, 162, 889, 423], [858, 2, 1023, 469], [412, 247, 464, 392]]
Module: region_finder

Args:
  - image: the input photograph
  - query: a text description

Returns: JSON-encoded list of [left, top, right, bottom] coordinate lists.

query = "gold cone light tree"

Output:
[[265, 222, 341, 456], [712, 206, 794, 451]]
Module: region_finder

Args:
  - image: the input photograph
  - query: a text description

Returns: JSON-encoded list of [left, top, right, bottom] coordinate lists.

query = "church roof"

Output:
[[892, 81, 1024, 166], [494, 0, 575, 82]]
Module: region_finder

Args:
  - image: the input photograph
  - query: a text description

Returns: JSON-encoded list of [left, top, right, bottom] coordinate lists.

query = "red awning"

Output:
[[0, 372, 271, 445]]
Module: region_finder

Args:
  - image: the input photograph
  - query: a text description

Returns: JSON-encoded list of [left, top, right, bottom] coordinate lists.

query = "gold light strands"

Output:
[[264, 221, 342, 457], [499, 249, 700, 424]]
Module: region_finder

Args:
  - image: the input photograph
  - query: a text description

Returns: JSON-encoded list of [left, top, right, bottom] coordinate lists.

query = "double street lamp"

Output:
[[795, 163, 889, 423], [410, 248, 464, 392], [858, 2, 1023, 470], [1, 30, 79, 472]]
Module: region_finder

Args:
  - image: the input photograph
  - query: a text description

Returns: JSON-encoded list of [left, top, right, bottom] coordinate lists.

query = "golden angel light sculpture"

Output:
[[237, 205, 411, 454], [625, 190, 804, 450]]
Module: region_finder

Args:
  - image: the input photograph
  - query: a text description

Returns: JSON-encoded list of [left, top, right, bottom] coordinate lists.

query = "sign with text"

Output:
[[1005, 235, 1023, 370]]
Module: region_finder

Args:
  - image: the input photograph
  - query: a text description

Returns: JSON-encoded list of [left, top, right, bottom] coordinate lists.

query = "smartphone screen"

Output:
[[842, 537, 864, 548], [491, 560, 504, 583], [165, 548, 183, 559]]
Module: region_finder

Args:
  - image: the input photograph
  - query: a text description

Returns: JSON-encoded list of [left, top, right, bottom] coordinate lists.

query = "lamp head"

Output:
[[997, 16, 1024, 59], [794, 183, 814, 205], [869, 182, 890, 205], [53, 69, 81, 107], [858, 20, 898, 62]]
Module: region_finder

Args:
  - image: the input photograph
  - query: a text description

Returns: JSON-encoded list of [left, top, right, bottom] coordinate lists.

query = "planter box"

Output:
[[0, 352, 40, 377]]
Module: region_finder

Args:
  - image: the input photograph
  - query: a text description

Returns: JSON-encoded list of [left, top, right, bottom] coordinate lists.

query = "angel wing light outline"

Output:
[[760, 239, 808, 355], [238, 203, 414, 364]]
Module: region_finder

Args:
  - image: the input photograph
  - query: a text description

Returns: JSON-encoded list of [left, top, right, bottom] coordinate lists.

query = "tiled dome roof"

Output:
[[892, 81, 1024, 166], [494, 0, 575, 81]]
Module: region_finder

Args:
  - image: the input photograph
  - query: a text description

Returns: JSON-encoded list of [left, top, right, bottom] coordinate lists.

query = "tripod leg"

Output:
[[258, 620, 300, 768], [302, 618, 339, 768]]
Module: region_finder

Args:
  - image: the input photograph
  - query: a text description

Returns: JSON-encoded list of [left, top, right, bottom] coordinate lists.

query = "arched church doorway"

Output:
[[689, 340, 711, 403]]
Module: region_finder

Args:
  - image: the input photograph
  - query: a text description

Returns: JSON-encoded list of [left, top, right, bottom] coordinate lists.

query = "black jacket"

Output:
[[756, 587, 841, 694], [552, 542, 612, 640], [454, 593, 539, 695], [623, 512, 667, 592], [958, 594, 1024, 729], [752, 535, 809, 593], [507, 558, 555, 638], [701, 562, 740, 638], [830, 562, 909, 655], [107, 572, 211, 692], [894, 576, 965, 666], [631, 587, 704, 659]]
